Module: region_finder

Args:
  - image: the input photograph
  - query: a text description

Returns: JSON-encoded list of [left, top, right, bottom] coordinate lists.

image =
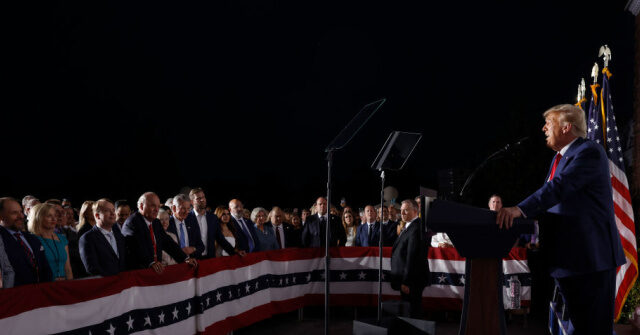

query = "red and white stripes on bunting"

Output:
[[0, 247, 530, 334]]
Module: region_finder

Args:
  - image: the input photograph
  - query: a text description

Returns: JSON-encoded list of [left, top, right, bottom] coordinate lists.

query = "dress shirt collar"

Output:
[[558, 137, 578, 156], [97, 225, 113, 234], [403, 216, 418, 230], [232, 214, 244, 222], [143, 216, 152, 228], [317, 213, 328, 221]]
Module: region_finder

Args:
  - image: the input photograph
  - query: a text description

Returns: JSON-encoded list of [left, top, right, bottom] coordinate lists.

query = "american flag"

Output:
[[586, 67, 638, 321]]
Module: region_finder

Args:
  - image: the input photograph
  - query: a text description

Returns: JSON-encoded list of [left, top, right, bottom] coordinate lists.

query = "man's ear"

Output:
[[562, 123, 573, 134]]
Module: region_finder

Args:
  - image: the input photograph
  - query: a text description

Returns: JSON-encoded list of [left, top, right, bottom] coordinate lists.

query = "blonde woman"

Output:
[[77, 201, 96, 237], [28, 203, 73, 280]]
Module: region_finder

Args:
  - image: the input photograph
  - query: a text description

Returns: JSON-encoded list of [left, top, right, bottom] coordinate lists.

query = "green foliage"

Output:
[[619, 268, 640, 323]]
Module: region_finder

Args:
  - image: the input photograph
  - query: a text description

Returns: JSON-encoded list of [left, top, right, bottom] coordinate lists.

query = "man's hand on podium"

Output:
[[496, 207, 522, 229]]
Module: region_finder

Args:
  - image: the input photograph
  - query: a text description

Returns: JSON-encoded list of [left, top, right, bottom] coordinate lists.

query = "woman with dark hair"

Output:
[[214, 206, 240, 257], [158, 206, 178, 265], [342, 211, 357, 247]]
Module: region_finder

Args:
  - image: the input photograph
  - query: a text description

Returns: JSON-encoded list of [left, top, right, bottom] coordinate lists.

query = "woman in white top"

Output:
[[214, 206, 238, 257], [342, 211, 357, 247]]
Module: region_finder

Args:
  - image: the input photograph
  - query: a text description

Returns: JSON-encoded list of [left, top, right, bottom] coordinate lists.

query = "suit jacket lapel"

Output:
[[94, 227, 119, 259]]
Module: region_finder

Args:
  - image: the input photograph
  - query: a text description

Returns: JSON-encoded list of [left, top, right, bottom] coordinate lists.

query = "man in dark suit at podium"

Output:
[[497, 104, 625, 334], [391, 199, 429, 318]]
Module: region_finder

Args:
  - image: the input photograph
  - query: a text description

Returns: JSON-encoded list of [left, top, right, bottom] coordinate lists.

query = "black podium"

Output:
[[425, 200, 535, 335]]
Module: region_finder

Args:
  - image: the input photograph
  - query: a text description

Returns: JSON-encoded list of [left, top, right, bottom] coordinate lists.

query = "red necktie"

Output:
[[148, 224, 158, 262], [14, 232, 37, 271], [548, 153, 563, 181]]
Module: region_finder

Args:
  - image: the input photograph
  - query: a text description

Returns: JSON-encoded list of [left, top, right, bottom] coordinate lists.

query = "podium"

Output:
[[425, 200, 535, 335]]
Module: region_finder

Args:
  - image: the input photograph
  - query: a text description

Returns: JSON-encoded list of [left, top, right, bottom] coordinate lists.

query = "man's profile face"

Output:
[[400, 203, 417, 223], [316, 198, 327, 215], [173, 200, 191, 221], [192, 192, 207, 211], [116, 205, 131, 224], [542, 114, 566, 151], [140, 195, 160, 222], [0, 200, 25, 231], [488, 196, 503, 211]]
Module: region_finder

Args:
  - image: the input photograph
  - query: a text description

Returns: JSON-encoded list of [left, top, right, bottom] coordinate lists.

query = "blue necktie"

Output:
[[179, 222, 187, 248], [238, 219, 254, 252], [106, 232, 119, 257]]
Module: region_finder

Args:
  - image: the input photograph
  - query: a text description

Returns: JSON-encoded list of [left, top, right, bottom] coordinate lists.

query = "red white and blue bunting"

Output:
[[0, 247, 530, 334]]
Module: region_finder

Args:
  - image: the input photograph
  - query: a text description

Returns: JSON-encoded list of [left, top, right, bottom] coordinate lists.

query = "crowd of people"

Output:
[[0, 188, 422, 288]]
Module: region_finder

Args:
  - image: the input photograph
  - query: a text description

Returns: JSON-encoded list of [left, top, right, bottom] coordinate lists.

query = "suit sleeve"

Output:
[[79, 234, 102, 276], [518, 144, 605, 218], [160, 229, 188, 263], [0, 238, 15, 288], [32, 238, 53, 282], [402, 230, 418, 286], [189, 221, 205, 258], [301, 222, 311, 247], [334, 218, 346, 247], [122, 220, 154, 268]]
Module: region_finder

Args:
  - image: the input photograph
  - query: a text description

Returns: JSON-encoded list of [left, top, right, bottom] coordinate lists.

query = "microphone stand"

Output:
[[458, 137, 528, 199]]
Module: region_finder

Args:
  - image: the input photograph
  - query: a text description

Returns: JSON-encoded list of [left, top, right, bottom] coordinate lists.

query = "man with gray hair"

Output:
[[497, 104, 624, 334], [167, 194, 204, 258], [23, 197, 40, 222]]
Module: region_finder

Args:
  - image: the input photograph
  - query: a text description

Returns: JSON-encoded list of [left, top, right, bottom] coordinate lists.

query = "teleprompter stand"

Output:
[[354, 131, 432, 335], [322, 98, 385, 335]]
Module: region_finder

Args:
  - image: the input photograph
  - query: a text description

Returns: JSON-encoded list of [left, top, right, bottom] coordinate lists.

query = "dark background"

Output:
[[3, 0, 636, 210]]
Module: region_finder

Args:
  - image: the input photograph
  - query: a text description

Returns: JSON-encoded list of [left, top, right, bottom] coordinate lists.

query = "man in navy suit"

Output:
[[188, 188, 242, 258], [79, 199, 126, 277], [378, 205, 398, 247], [122, 192, 198, 274], [355, 205, 380, 247], [0, 197, 52, 286], [301, 197, 346, 247], [166, 194, 205, 259], [497, 104, 625, 334], [229, 199, 260, 253]]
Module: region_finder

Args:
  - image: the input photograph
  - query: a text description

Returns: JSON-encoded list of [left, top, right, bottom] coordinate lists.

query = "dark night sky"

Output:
[[3, 0, 636, 210]]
